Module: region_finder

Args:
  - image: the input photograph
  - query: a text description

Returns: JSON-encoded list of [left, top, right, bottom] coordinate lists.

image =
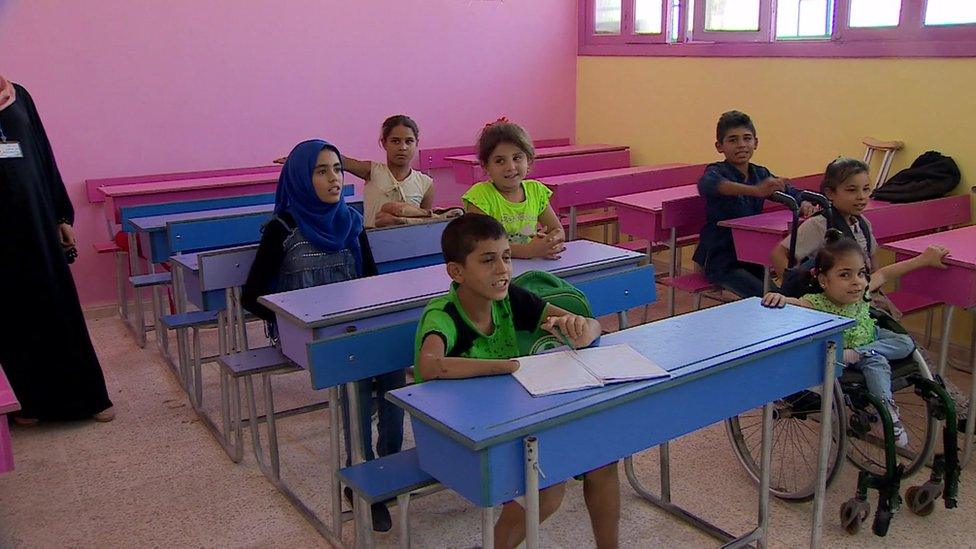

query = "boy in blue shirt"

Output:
[[414, 213, 619, 549], [693, 110, 813, 297]]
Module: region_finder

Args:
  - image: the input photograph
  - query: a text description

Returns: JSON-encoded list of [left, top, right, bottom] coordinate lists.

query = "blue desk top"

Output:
[[387, 298, 852, 450], [258, 240, 643, 329], [128, 194, 363, 232]]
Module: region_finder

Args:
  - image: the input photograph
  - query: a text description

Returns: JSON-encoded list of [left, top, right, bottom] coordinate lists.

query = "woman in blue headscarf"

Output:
[[242, 139, 401, 532]]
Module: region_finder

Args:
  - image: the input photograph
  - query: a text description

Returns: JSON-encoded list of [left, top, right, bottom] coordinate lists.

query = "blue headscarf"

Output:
[[274, 139, 364, 274]]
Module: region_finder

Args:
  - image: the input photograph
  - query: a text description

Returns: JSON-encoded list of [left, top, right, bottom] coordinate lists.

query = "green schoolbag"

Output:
[[512, 270, 593, 355]]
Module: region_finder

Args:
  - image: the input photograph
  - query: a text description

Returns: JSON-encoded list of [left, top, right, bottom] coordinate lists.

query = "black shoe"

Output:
[[343, 486, 393, 532], [370, 501, 393, 532]]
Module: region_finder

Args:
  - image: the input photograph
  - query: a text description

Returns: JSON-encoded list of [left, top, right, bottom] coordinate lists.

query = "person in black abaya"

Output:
[[0, 75, 114, 423]]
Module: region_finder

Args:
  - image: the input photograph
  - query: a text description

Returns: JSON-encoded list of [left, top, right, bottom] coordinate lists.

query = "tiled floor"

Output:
[[1, 283, 974, 548]]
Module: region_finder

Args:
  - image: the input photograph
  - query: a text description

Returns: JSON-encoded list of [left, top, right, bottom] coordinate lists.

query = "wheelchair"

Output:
[[725, 192, 960, 536]]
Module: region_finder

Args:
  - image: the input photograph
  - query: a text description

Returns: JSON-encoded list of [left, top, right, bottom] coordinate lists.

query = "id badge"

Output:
[[0, 141, 23, 159]]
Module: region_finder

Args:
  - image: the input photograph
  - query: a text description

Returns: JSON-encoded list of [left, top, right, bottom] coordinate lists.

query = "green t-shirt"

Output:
[[413, 283, 548, 382], [802, 293, 877, 348], [462, 179, 553, 244]]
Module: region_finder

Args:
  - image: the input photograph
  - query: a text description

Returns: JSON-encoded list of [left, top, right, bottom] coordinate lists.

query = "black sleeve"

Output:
[[19, 85, 73, 224], [508, 285, 548, 332], [241, 219, 289, 322], [358, 230, 378, 277]]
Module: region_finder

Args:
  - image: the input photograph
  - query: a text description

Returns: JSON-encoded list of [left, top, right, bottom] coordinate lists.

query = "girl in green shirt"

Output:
[[762, 230, 949, 447], [463, 119, 566, 259]]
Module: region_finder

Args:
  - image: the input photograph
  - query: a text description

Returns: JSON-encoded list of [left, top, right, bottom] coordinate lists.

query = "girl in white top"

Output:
[[344, 115, 460, 228]]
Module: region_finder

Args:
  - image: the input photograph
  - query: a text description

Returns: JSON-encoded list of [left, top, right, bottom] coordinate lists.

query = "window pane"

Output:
[[635, 0, 663, 34], [704, 0, 760, 32], [776, 0, 832, 38], [595, 0, 622, 34], [849, 0, 901, 28], [925, 0, 976, 26]]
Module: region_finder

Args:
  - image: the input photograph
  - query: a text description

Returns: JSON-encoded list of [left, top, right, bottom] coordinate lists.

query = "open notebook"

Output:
[[512, 344, 671, 397]]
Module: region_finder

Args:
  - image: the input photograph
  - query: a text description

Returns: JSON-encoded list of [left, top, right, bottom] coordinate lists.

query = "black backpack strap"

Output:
[[856, 215, 873, 254], [443, 301, 478, 357]]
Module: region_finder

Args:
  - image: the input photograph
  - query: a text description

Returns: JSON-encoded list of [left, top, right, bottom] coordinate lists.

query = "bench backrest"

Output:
[[119, 193, 276, 233]]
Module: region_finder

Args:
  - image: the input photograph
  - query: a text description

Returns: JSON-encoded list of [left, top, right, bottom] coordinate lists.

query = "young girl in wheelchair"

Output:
[[762, 229, 949, 447]]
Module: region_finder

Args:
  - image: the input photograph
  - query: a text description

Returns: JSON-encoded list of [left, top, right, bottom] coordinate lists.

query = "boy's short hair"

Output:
[[477, 121, 535, 166], [441, 214, 507, 264], [716, 110, 756, 142]]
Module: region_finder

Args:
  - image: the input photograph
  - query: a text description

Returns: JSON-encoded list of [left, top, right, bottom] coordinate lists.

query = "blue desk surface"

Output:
[[259, 240, 643, 329], [129, 203, 274, 231], [388, 299, 852, 451]]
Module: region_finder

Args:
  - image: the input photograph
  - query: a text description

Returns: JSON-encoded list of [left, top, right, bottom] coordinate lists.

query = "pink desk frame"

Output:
[[546, 164, 705, 240], [609, 185, 705, 315], [445, 144, 631, 191], [885, 225, 976, 467], [721, 194, 972, 269], [0, 367, 21, 473]]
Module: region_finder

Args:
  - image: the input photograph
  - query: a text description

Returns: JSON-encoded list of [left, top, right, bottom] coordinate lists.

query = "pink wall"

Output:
[[0, 0, 578, 306]]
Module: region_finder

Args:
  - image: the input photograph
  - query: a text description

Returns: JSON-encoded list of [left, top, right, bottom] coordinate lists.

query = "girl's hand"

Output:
[[762, 293, 788, 308], [527, 233, 565, 259], [799, 201, 818, 218], [541, 314, 590, 346], [58, 223, 76, 248], [920, 245, 949, 269]]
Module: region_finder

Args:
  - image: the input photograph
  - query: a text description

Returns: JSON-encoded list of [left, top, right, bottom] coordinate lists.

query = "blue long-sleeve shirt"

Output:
[[692, 161, 802, 279]]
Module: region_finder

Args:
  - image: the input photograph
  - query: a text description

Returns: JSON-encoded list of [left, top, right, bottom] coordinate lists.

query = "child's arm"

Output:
[[464, 201, 558, 259], [539, 304, 601, 349], [420, 185, 435, 210], [770, 244, 791, 279], [869, 245, 949, 291], [761, 292, 812, 309], [341, 155, 372, 181], [714, 177, 785, 198], [416, 334, 519, 381]]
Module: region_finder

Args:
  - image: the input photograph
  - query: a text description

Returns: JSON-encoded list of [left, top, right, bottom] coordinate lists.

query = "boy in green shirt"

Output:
[[415, 214, 620, 549]]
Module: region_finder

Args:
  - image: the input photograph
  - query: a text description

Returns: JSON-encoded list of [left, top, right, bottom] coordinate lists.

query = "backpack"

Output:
[[779, 209, 873, 298], [511, 270, 593, 355], [873, 151, 961, 203]]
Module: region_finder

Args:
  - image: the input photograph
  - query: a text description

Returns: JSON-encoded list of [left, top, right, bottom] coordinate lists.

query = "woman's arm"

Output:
[[241, 221, 288, 322]]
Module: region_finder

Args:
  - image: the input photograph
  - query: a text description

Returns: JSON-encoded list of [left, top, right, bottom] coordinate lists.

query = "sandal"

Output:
[[93, 407, 116, 422]]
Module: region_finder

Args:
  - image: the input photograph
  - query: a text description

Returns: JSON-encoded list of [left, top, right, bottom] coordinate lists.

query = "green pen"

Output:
[[552, 321, 580, 358]]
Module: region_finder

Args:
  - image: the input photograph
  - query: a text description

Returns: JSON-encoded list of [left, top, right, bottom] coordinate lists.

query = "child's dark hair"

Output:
[[441, 214, 507, 264], [381, 114, 419, 141], [477, 120, 535, 166], [716, 110, 756, 142], [820, 157, 869, 194]]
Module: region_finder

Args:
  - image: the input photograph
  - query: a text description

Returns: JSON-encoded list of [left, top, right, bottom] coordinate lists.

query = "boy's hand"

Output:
[[754, 177, 786, 198], [541, 314, 590, 346], [762, 293, 788, 308], [920, 245, 950, 269]]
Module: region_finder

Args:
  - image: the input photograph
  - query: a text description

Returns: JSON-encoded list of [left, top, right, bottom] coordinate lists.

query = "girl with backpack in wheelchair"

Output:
[[762, 229, 949, 447]]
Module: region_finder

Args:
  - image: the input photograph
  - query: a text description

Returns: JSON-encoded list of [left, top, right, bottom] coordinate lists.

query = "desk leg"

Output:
[[346, 382, 374, 549], [938, 305, 955, 377], [962, 308, 976, 468], [667, 229, 677, 317], [128, 232, 146, 348], [481, 506, 495, 549], [524, 436, 540, 549], [811, 341, 837, 548], [329, 386, 344, 537], [756, 402, 774, 549], [568, 207, 578, 241]]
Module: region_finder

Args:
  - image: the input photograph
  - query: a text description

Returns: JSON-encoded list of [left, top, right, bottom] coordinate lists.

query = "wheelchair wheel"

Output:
[[726, 380, 846, 501], [846, 350, 938, 479]]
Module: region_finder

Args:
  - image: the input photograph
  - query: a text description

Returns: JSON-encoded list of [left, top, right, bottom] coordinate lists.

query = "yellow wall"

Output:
[[578, 56, 975, 344]]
